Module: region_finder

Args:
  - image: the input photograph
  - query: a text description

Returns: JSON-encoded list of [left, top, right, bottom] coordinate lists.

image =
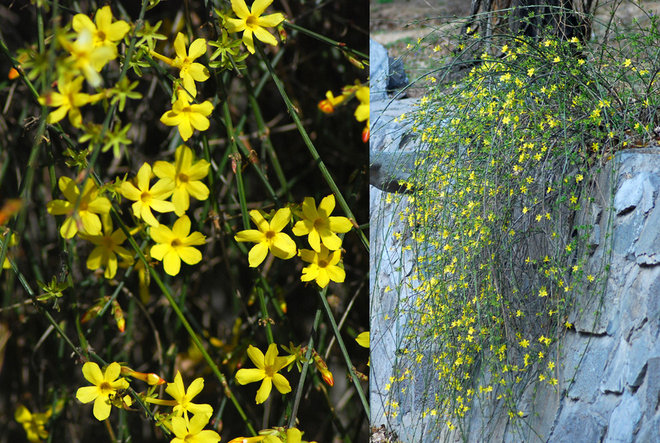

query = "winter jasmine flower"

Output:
[[153, 145, 210, 216], [80, 215, 133, 279], [225, 0, 285, 54], [120, 162, 175, 227], [151, 33, 210, 97], [234, 208, 296, 267], [292, 194, 352, 252], [47, 176, 111, 239], [235, 343, 295, 404], [160, 91, 214, 142], [72, 6, 130, 50], [299, 245, 345, 288], [75, 361, 129, 421], [149, 215, 206, 276]]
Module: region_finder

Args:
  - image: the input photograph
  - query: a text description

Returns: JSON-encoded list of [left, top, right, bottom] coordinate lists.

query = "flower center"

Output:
[[178, 173, 189, 183], [99, 381, 114, 395], [318, 260, 328, 268], [101, 235, 115, 249], [313, 218, 326, 229], [97, 31, 106, 42], [171, 239, 182, 248], [140, 191, 152, 203], [246, 15, 258, 28], [265, 230, 276, 240]]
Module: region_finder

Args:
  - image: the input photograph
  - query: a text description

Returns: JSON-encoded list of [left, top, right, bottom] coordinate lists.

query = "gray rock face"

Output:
[[370, 143, 660, 440]]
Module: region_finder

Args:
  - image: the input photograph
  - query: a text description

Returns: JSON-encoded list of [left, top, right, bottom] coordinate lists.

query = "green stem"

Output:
[[318, 290, 370, 419], [255, 43, 369, 253], [288, 304, 323, 428]]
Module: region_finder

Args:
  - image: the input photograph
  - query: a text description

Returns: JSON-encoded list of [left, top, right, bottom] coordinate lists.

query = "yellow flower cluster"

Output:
[[75, 362, 220, 443], [234, 194, 353, 288], [38, 6, 130, 127], [47, 145, 210, 278]]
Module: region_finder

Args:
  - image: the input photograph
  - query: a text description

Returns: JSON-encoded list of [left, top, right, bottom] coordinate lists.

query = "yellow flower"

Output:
[[355, 331, 369, 348], [160, 91, 214, 142], [235, 343, 295, 404], [150, 215, 206, 276], [234, 208, 296, 267], [299, 246, 345, 288], [46, 176, 111, 239], [153, 145, 210, 216], [225, 0, 285, 54], [61, 28, 116, 87], [354, 85, 369, 123], [75, 361, 129, 421], [292, 194, 352, 252], [165, 371, 214, 418], [151, 33, 210, 97], [120, 162, 175, 227], [15, 404, 50, 442], [80, 215, 134, 279], [72, 5, 130, 49], [38, 76, 95, 127], [171, 413, 221, 443]]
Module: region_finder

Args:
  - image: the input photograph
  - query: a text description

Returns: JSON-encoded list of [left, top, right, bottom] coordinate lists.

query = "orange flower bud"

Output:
[[318, 99, 334, 114], [361, 126, 370, 143], [8, 67, 20, 80]]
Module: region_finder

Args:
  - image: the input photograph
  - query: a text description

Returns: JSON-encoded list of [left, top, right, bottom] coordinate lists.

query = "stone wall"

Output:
[[370, 39, 660, 443]]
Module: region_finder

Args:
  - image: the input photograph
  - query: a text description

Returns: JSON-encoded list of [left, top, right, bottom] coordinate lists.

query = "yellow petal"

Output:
[[231, 0, 251, 19], [92, 396, 112, 421], [235, 229, 265, 243], [270, 207, 291, 232], [255, 378, 272, 404], [235, 368, 265, 384], [271, 233, 296, 259], [257, 12, 285, 28], [76, 386, 99, 404], [177, 246, 201, 265], [82, 362, 104, 385], [318, 194, 335, 217], [328, 216, 353, 233], [271, 373, 291, 394], [252, 26, 278, 47], [247, 344, 265, 369], [162, 249, 181, 276], [248, 242, 268, 267]]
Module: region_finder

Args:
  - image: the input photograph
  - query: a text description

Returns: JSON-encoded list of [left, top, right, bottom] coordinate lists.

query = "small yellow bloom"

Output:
[[235, 343, 295, 404], [61, 28, 116, 87], [150, 215, 206, 276], [120, 162, 175, 227], [151, 33, 210, 97], [153, 145, 210, 216], [165, 371, 214, 418], [225, 0, 285, 54], [80, 215, 133, 279], [47, 176, 111, 239], [38, 76, 96, 127], [171, 413, 221, 443], [72, 6, 130, 49], [75, 362, 129, 421], [234, 208, 296, 267], [160, 91, 214, 142], [299, 246, 345, 288], [15, 404, 50, 442], [292, 195, 352, 252]]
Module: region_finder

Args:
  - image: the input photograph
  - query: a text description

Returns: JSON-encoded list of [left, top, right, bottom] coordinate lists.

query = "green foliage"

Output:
[[386, 5, 660, 439]]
